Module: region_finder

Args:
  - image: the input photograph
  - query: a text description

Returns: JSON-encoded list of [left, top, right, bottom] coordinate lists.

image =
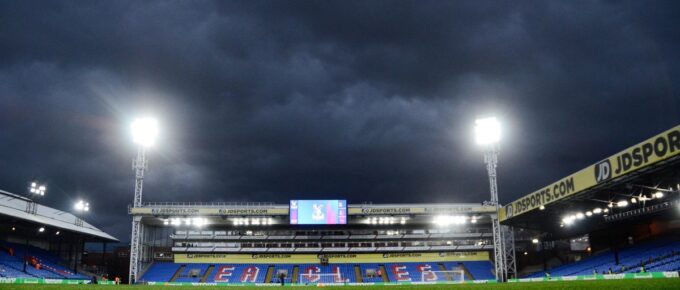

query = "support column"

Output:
[[129, 145, 147, 284], [23, 236, 29, 273], [483, 146, 508, 282], [103, 242, 108, 274]]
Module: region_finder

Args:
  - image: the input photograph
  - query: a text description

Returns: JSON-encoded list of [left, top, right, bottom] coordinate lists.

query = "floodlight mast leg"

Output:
[[484, 146, 507, 282], [504, 226, 517, 279], [129, 146, 147, 284]]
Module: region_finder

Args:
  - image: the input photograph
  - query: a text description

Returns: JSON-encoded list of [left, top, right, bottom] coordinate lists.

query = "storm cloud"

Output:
[[0, 0, 678, 241]]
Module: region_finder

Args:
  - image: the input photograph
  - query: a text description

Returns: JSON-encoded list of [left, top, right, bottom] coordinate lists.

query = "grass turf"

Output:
[[1, 280, 680, 290]]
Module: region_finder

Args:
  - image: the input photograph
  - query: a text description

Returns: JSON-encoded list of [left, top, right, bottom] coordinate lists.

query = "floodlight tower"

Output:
[[129, 117, 158, 284], [475, 117, 515, 281], [25, 180, 47, 214], [73, 200, 90, 226]]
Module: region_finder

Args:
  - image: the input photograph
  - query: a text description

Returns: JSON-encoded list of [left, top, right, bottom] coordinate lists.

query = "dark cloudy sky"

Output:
[[1, 0, 679, 242]]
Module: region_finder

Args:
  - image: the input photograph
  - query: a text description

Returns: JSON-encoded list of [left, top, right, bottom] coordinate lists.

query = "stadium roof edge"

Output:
[[500, 124, 680, 223], [136, 202, 488, 208], [0, 189, 118, 242]]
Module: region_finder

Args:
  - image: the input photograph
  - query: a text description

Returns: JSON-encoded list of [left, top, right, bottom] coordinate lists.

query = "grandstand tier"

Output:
[[0, 189, 118, 281], [139, 260, 495, 283]]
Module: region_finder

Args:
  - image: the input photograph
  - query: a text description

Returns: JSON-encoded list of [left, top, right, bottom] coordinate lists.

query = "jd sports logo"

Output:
[[504, 204, 514, 219], [595, 160, 611, 183]]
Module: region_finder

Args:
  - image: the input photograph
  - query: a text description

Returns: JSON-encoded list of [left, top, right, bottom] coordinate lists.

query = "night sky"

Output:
[[1, 1, 679, 242]]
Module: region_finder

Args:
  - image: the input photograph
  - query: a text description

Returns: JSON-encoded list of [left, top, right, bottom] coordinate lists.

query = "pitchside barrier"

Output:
[[1, 272, 677, 285], [508, 271, 679, 283]]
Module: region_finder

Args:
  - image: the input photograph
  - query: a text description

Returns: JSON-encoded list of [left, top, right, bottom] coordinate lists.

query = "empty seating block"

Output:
[[140, 261, 497, 283]]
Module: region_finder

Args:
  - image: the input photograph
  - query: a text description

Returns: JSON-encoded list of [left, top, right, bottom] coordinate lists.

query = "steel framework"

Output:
[[483, 146, 508, 282], [503, 225, 517, 279], [129, 146, 147, 284]]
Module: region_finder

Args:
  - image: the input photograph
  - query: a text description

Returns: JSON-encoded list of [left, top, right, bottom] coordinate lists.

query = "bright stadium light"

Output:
[[593, 208, 602, 214], [474, 117, 501, 145], [38, 227, 45, 233], [28, 180, 47, 196], [631, 197, 637, 204], [192, 217, 207, 227], [653, 191, 664, 199], [576, 213, 585, 220], [434, 215, 467, 226], [617, 200, 629, 208], [170, 218, 181, 226], [531, 239, 539, 244], [131, 117, 159, 147], [585, 211, 592, 217], [74, 200, 90, 212]]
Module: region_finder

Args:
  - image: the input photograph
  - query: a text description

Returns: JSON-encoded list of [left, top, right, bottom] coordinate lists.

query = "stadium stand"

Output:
[[0, 189, 118, 281], [525, 237, 680, 277], [0, 241, 88, 279], [139, 261, 494, 283]]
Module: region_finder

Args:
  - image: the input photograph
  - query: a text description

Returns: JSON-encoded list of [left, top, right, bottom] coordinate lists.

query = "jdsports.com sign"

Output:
[[502, 125, 680, 221]]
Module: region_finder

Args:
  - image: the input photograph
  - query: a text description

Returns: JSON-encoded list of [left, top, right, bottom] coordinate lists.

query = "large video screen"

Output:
[[290, 200, 347, 225]]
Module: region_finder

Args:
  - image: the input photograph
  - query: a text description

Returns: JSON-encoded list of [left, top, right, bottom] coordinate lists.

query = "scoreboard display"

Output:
[[290, 200, 347, 225]]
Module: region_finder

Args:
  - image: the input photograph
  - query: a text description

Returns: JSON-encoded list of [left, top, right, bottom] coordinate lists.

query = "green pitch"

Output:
[[2, 280, 680, 290]]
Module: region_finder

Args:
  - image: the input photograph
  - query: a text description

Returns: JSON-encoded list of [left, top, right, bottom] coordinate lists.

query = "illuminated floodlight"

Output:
[[131, 117, 159, 147], [474, 117, 501, 145], [192, 217, 206, 227], [170, 218, 181, 226], [74, 200, 90, 212], [603, 208, 609, 213], [576, 213, 585, 219], [562, 215, 575, 225], [163, 219, 169, 226], [585, 211, 592, 217], [434, 215, 467, 226], [593, 208, 602, 214], [38, 227, 45, 233], [539, 205, 545, 210], [653, 192, 664, 199], [617, 200, 629, 208], [631, 197, 637, 204], [607, 202, 614, 208], [531, 238, 539, 244], [55, 231, 60, 235], [28, 181, 47, 196]]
